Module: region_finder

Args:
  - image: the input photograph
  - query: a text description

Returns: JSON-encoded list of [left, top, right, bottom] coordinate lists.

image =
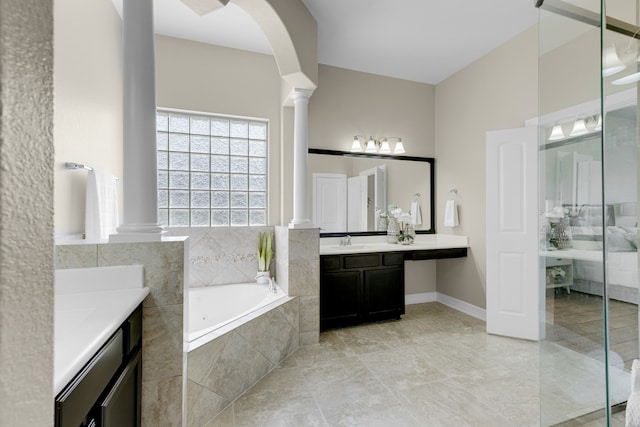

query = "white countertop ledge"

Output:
[[319, 233, 469, 255], [54, 265, 149, 395]]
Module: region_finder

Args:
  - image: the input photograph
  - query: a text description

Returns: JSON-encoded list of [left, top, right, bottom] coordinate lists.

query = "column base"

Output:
[[288, 219, 316, 229], [110, 223, 165, 242]]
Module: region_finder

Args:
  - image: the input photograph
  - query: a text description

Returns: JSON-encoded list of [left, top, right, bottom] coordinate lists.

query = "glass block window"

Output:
[[157, 110, 268, 227]]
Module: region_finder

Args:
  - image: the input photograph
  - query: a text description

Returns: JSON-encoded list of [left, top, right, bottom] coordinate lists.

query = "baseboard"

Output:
[[436, 293, 486, 321], [405, 292, 437, 305]]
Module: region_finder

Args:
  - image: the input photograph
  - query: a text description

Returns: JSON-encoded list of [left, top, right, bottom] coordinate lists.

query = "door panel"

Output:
[[486, 127, 541, 340], [313, 173, 347, 232]]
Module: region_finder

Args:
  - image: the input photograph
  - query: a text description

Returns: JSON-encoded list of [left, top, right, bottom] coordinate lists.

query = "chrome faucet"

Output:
[[267, 277, 277, 293], [340, 235, 352, 246]]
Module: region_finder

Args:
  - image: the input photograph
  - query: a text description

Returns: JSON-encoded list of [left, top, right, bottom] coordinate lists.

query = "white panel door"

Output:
[[375, 165, 387, 230], [313, 173, 347, 232], [347, 175, 368, 232], [486, 127, 541, 341]]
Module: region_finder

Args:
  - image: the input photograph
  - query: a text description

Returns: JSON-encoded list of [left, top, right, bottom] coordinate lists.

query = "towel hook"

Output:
[[447, 188, 458, 200]]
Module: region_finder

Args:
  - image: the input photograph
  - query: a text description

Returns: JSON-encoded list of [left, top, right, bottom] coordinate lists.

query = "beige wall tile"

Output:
[[201, 331, 273, 401], [236, 309, 298, 364], [277, 298, 299, 331], [141, 375, 183, 427], [187, 332, 231, 384], [299, 296, 320, 335], [143, 304, 184, 381], [98, 241, 185, 308], [55, 244, 98, 269]]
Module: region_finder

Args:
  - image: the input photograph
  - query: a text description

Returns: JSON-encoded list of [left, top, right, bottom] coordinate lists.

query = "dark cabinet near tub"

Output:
[[55, 305, 142, 427], [320, 252, 405, 330]]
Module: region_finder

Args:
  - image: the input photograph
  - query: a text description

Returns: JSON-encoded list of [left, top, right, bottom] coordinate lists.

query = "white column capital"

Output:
[[290, 88, 314, 103]]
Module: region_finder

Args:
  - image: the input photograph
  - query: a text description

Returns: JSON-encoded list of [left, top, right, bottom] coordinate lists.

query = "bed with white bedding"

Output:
[[569, 223, 638, 303]]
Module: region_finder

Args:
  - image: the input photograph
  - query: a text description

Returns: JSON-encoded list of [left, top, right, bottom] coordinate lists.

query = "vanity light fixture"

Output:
[[603, 43, 626, 77], [546, 115, 602, 142], [365, 136, 377, 152], [351, 136, 363, 152], [610, 29, 640, 84], [595, 114, 602, 130], [569, 118, 589, 137], [612, 71, 640, 85], [351, 135, 405, 154], [548, 124, 565, 141]]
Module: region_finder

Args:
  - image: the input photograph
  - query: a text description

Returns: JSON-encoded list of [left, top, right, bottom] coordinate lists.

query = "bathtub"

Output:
[[187, 281, 290, 351]]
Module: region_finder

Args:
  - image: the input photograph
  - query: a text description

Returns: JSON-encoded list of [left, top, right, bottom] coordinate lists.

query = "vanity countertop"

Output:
[[54, 265, 149, 395], [319, 233, 468, 255]]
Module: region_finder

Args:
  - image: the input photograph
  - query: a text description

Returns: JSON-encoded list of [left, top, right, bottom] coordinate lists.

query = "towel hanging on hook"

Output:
[[410, 193, 422, 225], [444, 189, 459, 227]]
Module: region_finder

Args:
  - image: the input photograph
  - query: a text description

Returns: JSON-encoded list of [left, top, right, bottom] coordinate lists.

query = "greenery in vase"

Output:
[[258, 232, 273, 272]]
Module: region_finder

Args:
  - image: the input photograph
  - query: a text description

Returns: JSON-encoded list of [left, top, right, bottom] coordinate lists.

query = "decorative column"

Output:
[[289, 88, 315, 229], [111, 0, 163, 242]]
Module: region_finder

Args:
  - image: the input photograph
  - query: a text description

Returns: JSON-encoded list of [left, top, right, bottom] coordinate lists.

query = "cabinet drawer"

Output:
[[321, 255, 341, 271], [101, 349, 141, 427], [56, 330, 124, 427], [344, 254, 379, 269], [382, 252, 405, 266]]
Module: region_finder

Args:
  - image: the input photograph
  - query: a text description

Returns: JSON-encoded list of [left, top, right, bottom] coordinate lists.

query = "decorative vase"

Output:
[[404, 223, 415, 244], [387, 217, 399, 244], [256, 271, 270, 284]]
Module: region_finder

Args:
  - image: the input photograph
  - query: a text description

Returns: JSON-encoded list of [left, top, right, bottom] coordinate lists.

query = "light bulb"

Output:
[[393, 139, 405, 154], [365, 137, 377, 152], [379, 138, 391, 153], [351, 136, 362, 152], [570, 118, 588, 137], [603, 44, 626, 77], [548, 124, 565, 141]]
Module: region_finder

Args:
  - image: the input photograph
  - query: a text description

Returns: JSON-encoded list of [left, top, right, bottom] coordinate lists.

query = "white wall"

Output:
[[54, 0, 123, 238], [0, 1, 55, 425], [435, 25, 539, 308]]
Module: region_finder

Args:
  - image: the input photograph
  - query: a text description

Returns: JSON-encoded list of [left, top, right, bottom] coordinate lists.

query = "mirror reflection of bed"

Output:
[[543, 104, 639, 372]]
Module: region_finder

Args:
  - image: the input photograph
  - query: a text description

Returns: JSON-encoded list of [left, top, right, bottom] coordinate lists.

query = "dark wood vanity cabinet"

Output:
[[320, 252, 405, 330], [55, 305, 142, 427]]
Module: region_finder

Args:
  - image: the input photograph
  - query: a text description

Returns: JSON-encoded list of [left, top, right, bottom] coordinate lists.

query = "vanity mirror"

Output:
[[308, 148, 435, 236]]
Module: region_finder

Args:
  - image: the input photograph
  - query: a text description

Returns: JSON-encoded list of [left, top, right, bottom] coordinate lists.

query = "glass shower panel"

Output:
[[602, 0, 640, 421], [539, 0, 640, 424], [539, 1, 609, 425]]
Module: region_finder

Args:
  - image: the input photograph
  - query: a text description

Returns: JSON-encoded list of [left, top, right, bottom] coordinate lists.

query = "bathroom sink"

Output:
[[330, 244, 366, 250]]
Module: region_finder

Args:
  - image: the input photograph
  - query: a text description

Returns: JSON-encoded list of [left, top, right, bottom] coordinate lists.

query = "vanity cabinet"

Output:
[[55, 305, 142, 427], [320, 252, 405, 330]]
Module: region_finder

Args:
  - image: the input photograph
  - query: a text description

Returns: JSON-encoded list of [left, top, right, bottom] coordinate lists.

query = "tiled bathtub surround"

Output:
[[166, 227, 275, 287], [168, 225, 320, 346], [186, 298, 299, 426], [275, 226, 320, 345], [55, 238, 188, 427]]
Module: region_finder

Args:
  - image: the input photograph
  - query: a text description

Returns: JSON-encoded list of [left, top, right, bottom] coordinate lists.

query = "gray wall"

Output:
[[434, 25, 539, 308], [0, 1, 55, 426]]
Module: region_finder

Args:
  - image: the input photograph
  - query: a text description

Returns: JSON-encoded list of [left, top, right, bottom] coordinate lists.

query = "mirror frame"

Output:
[[308, 148, 436, 237]]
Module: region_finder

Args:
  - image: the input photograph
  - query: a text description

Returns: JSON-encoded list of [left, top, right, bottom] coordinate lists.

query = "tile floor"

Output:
[[205, 303, 540, 427], [204, 298, 635, 427], [546, 291, 638, 371]]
